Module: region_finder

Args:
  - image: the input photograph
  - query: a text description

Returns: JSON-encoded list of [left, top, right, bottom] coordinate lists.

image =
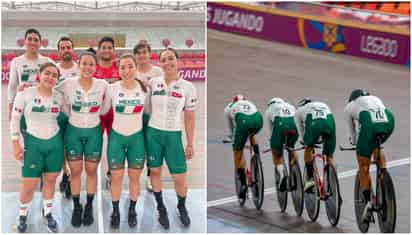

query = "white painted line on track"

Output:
[[208, 157, 410, 208], [97, 163, 104, 233]]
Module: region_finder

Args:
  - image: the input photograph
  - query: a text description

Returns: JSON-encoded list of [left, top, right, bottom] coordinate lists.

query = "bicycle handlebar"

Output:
[[339, 145, 356, 151]]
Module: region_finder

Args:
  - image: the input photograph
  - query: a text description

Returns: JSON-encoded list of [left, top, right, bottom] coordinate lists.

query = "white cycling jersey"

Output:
[[344, 95, 387, 143], [295, 101, 332, 138], [107, 81, 148, 135], [148, 76, 197, 131], [55, 77, 110, 128], [10, 87, 66, 140], [56, 62, 79, 85], [8, 54, 54, 104], [265, 100, 296, 131], [137, 65, 163, 83]]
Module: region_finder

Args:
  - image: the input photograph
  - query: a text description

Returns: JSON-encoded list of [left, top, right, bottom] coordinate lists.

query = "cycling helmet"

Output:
[[349, 89, 370, 103], [232, 94, 245, 103], [267, 97, 284, 106], [297, 97, 312, 107]]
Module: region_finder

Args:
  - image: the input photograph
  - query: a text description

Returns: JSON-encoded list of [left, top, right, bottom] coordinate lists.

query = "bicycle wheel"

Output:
[[377, 171, 396, 233], [354, 172, 369, 233], [234, 170, 246, 206], [303, 167, 320, 221], [275, 162, 288, 212], [251, 154, 264, 210], [325, 165, 342, 226], [291, 162, 304, 216]]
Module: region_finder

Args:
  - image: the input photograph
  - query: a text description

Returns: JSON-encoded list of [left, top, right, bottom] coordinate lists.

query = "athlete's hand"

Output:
[[349, 137, 355, 146], [18, 84, 31, 92], [12, 141, 23, 161], [185, 145, 194, 160]]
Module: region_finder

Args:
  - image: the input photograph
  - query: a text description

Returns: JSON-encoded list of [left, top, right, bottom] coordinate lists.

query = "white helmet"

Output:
[[232, 94, 245, 103], [267, 97, 284, 106]]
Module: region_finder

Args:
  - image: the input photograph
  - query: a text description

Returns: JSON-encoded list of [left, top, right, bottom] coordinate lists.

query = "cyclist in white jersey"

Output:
[[133, 42, 163, 192], [264, 98, 299, 191], [106, 54, 148, 228], [56, 36, 79, 199], [8, 28, 54, 119], [344, 89, 395, 222], [55, 51, 110, 227], [146, 48, 197, 229], [11, 63, 67, 233], [295, 98, 336, 191], [224, 95, 263, 199]]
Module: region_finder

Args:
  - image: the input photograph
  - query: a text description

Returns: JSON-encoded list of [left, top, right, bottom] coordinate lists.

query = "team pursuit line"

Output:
[[207, 157, 410, 208]]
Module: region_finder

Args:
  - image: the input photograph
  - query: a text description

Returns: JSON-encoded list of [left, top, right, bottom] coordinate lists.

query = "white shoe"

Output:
[[361, 201, 373, 223], [304, 178, 315, 192]]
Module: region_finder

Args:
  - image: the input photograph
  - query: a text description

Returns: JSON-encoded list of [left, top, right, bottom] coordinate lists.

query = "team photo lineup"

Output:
[[2, 1, 206, 233]]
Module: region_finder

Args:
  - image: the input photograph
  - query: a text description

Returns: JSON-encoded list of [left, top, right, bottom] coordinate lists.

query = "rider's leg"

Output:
[[373, 147, 386, 170], [357, 156, 372, 201], [271, 150, 283, 169], [304, 146, 314, 179]]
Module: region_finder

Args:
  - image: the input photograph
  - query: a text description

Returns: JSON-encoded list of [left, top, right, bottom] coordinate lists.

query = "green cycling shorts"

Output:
[[270, 116, 298, 153], [145, 126, 186, 174], [22, 131, 64, 178], [107, 129, 146, 169], [64, 122, 103, 162], [233, 112, 263, 151], [356, 109, 394, 158], [303, 113, 336, 156]]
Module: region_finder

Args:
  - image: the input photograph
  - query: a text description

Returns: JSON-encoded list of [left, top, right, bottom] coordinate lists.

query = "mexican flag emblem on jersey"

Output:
[[115, 105, 144, 114], [72, 104, 100, 113]]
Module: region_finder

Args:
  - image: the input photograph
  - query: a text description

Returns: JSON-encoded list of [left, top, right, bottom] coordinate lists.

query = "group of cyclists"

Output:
[[224, 90, 394, 224], [8, 28, 198, 233]]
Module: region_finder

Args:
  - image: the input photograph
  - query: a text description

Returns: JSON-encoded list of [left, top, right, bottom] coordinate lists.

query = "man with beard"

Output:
[[95, 37, 121, 187], [57, 36, 79, 83], [56, 36, 79, 199]]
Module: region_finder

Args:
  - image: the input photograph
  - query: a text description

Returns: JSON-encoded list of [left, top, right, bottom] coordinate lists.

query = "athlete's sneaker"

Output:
[[304, 178, 315, 192], [145, 178, 153, 192], [361, 201, 374, 223], [177, 206, 191, 227], [157, 207, 170, 229], [83, 204, 94, 226], [43, 212, 58, 233], [128, 208, 137, 227], [71, 205, 82, 227], [17, 215, 28, 233], [275, 169, 287, 192], [110, 210, 120, 229]]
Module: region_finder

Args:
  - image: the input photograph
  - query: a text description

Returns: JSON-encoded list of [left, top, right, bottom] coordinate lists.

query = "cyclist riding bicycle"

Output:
[[224, 95, 263, 199], [295, 98, 336, 192], [264, 97, 298, 192], [344, 89, 395, 223]]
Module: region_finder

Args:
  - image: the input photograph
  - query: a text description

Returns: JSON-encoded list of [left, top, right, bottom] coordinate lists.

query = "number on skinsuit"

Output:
[[279, 107, 293, 117], [369, 108, 388, 123], [241, 104, 251, 112], [311, 107, 327, 119]]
